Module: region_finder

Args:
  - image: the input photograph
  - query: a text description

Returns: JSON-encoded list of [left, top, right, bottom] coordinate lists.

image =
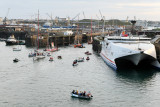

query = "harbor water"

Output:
[[0, 42, 160, 107]]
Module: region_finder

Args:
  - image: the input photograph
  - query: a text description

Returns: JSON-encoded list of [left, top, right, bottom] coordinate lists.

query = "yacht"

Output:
[[100, 34, 160, 70]]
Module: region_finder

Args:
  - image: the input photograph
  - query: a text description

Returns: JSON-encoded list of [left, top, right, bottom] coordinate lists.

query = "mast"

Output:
[[91, 17, 92, 41], [38, 10, 39, 50], [77, 15, 79, 44]]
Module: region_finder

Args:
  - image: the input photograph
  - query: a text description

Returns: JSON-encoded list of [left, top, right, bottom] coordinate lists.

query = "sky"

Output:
[[0, 0, 160, 21]]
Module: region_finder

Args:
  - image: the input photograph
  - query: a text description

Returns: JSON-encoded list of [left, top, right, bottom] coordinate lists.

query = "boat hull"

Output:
[[100, 36, 160, 70], [6, 41, 17, 45], [100, 52, 117, 70], [71, 93, 92, 99], [13, 49, 21, 51], [115, 53, 157, 69]]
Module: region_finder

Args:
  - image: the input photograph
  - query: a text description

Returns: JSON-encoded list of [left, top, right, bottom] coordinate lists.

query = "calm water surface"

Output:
[[0, 42, 160, 107]]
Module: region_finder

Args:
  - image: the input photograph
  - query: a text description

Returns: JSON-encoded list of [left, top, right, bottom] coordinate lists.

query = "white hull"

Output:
[[36, 56, 45, 59], [100, 36, 160, 70]]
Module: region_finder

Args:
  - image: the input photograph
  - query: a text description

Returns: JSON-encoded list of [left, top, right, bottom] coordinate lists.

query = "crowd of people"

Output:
[[72, 90, 92, 97]]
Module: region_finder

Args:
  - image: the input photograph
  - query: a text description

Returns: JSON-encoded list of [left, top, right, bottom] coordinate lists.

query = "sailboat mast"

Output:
[[77, 15, 79, 44], [91, 17, 92, 40], [38, 10, 39, 50]]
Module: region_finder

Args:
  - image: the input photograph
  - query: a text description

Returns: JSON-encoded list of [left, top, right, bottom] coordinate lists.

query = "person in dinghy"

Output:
[[71, 90, 93, 99]]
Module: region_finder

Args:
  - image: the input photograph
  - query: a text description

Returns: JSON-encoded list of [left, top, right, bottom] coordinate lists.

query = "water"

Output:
[[0, 42, 160, 107]]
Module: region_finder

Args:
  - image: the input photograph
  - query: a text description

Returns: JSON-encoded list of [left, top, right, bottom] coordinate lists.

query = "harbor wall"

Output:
[[92, 36, 103, 53], [0, 31, 27, 40]]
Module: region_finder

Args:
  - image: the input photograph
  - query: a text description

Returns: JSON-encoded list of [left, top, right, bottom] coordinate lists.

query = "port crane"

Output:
[[83, 11, 86, 19], [71, 13, 80, 27], [3, 8, 10, 25], [72, 13, 80, 21], [46, 13, 54, 27], [96, 14, 100, 31], [99, 10, 106, 36], [126, 16, 129, 22]]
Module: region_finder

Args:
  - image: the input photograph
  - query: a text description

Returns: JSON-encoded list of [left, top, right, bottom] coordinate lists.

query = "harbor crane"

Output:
[[134, 16, 136, 21], [46, 13, 54, 26], [83, 11, 86, 19], [72, 13, 80, 21], [96, 14, 100, 31], [126, 16, 129, 22], [99, 10, 104, 21], [3, 8, 10, 25], [71, 13, 80, 26], [66, 16, 70, 26], [99, 10, 106, 36]]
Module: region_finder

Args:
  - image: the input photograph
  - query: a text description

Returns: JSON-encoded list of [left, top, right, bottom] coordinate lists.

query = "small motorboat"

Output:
[[86, 53, 92, 55], [86, 57, 90, 60], [57, 56, 62, 59], [49, 57, 53, 61], [72, 60, 78, 66], [85, 51, 92, 55], [47, 53, 51, 56], [28, 53, 36, 57], [74, 44, 85, 48], [13, 58, 19, 62], [77, 57, 84, 62], [74, 44, 82, 48], [71, 90, 93, 100], [13, 47, 21, 51]]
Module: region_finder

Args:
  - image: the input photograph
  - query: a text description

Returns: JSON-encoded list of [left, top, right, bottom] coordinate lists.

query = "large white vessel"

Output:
[[100, 35, 160, 70]]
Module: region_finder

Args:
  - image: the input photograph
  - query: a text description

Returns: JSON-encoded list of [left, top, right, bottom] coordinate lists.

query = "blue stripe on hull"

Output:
[[100, 53, 117, 70]]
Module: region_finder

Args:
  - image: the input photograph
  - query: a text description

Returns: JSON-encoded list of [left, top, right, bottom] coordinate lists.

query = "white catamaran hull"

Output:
[[100, 36, 160, 70]]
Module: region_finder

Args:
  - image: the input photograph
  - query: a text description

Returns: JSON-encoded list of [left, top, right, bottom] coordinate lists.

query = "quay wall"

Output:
[[0, 31, 27, 40], [25, 31, 112, 48]]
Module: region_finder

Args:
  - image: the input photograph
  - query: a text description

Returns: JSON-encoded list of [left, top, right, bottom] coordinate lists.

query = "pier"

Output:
[[25, 31, 112, 47]]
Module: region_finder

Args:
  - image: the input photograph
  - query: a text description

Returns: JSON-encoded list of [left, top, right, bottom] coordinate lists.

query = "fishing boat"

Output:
[[5, 35, 17, 45], [100, 31, 160, 70]]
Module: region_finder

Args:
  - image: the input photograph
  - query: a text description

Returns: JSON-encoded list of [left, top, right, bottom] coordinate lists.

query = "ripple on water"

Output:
[[1, 43, 160, 106]]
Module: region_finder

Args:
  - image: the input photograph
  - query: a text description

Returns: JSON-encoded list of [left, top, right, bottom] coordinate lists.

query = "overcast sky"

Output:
[[0, 0, 160, 21]]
